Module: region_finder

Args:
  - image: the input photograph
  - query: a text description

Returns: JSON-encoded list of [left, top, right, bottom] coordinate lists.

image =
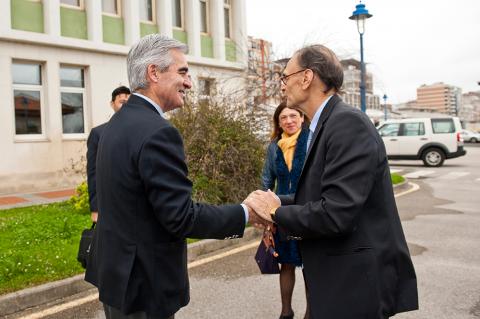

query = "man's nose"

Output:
[[184, 77, 192, 89]]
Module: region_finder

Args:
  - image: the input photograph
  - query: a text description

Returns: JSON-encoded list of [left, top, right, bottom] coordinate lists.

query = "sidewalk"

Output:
[[0, 188, 76, 210]]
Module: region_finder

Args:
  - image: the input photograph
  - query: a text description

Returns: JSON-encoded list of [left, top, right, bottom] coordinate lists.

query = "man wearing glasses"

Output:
[[246, 44, 418, 318]]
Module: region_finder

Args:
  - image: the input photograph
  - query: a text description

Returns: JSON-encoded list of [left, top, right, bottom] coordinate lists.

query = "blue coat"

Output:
[[261, 128, 309, 195]]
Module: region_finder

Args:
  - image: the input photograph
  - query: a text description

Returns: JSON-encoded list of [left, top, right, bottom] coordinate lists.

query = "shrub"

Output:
[[69, 182, 90, 214], [170, 98, 266, 204], [391, 173, 405, 185]]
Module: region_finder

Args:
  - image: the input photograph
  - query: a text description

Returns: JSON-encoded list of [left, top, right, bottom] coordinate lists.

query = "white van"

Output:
[[377, 117, 466, 167]]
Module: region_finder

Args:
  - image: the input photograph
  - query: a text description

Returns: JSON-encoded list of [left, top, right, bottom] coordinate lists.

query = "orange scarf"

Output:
[[277, 130, 301, 171]]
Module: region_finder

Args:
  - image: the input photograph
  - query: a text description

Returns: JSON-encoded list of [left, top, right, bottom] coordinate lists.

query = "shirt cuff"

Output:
[[240, 203, 249, 225]]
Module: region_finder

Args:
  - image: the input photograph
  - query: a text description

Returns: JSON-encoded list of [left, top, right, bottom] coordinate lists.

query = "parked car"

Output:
[[460, 129, 480, 143], [377, 117, 466, 167]]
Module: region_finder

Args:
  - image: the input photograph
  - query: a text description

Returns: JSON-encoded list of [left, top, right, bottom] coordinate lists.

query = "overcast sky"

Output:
[[246, 0, 480, 104]]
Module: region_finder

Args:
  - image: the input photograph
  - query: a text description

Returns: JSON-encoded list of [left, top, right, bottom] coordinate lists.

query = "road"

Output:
[[12, 145, 480, 319]]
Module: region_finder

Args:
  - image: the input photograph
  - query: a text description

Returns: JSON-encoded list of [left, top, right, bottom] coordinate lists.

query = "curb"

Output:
[[393, 179, 410, 193], [0, 227, 262, 317]]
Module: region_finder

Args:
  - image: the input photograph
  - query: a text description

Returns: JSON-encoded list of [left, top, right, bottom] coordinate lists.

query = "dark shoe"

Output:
[[279, 311, 294, 319]]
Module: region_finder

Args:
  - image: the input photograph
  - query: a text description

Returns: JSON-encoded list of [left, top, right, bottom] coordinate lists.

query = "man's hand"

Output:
[[244, 190, 281, 223], [91, 212, 98, 223]]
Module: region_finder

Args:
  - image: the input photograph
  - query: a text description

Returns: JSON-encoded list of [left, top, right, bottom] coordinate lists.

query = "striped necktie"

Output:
[[306, 129, 313, 151]]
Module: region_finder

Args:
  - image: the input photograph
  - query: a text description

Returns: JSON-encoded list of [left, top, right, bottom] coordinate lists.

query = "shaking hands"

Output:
[[244, 190, 281, 227]]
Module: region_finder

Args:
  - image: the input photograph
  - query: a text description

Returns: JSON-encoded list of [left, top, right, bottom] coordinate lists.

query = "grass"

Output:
[[0, 202, 90, 295], [391, 173, 405, 185], [0, 201, 199, 295]]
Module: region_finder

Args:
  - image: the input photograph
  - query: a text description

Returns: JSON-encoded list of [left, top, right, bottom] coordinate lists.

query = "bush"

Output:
[[69, 182, 90, 214], [170, 99, 266, 204]]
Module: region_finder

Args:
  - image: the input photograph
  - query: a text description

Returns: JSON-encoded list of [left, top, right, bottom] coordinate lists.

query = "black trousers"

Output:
[[103, 304, 174, 319]]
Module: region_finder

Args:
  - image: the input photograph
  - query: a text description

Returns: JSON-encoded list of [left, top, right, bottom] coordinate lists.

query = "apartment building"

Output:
[[0, 0, 247, 194], [340, 58, 380, 111], [416, 82, 462, 115]]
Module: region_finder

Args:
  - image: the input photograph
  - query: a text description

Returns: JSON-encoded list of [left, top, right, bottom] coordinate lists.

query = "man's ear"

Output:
[[301, 69, 314, 90], [147, 64, 158, 83]]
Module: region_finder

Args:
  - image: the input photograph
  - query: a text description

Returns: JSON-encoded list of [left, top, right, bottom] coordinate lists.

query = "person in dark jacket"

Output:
[[246, 44, 418, 319], [85, 35, 262, 319], [262, 102, 309, 319], [86, 86, 130, 222]]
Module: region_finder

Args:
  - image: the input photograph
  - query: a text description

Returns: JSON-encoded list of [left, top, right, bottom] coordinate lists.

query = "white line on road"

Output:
[[403, 170, 436, 179], [18, 293, 99, 319], [187, 241, 259, 269], [395, 182, 420, 198], [390, 168, 403, 174], [438, 172, 470, 180]]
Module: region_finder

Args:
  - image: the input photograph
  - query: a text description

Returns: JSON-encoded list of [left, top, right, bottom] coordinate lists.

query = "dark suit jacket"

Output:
[[86, 123, 106, 212], [275, 95, 418, 319], [85, 95, 245, 317]]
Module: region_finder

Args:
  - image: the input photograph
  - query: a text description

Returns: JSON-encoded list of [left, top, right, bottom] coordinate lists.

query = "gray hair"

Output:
[[127, 34, 188, 91]]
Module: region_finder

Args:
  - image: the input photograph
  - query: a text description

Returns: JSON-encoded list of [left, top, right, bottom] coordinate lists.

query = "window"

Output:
[[224, 0, 231, 38], [431, 118, 455, 134], [12, 62, 44, 136], [172, 0, 183, 28], [139, 0, 155, 23], [378, 123, 400, 137], [198, 78, 215, 104], [102, 0, 121, 16], [401, 122, 425, 136], [199, 0, 208, 33], [60, 66, 86, 134], [60, 0, 83, 8]]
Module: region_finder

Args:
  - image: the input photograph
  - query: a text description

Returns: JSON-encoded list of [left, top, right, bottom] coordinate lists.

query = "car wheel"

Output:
[[471, 137, 478, 143], [422, 148, 445, 167]]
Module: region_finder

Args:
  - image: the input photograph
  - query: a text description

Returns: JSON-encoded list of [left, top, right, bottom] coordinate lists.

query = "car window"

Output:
[[431, 118, 455, 134], [401, 122, 425, 136], [378, 123, 400, 137]]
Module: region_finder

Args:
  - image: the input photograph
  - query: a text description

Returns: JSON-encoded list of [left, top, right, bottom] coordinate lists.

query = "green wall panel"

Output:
[[225, 39, 236, 62], [61, 7, 87, 39], [11, 0, 44, 33], [201, 35, 213, 58], [173, 29, 187, 44], [102, 15, 124, 44], [140, 23, 158, 37]]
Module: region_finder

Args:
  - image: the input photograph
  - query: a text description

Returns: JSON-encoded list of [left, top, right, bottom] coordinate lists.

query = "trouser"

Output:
[[103, 304, 175, 319]]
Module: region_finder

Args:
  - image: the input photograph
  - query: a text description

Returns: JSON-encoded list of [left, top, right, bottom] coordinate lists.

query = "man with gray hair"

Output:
[[85, 34, 261, 319]]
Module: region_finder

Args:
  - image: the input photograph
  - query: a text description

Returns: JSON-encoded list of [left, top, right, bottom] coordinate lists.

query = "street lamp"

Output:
[[383, 94, 388, 121], [349, 1, 372, 113]]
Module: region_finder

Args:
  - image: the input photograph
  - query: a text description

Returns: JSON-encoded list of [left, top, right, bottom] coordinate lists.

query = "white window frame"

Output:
[[60, 65, 88, 140], [172, 0, 184, 30], [12, 60, 48, 142], [223, 0, 231, 39], [139, 0, 156, 24], [60, 0, 85, 10], [102, 0, 122, 17], [199, 0, 210, 34]]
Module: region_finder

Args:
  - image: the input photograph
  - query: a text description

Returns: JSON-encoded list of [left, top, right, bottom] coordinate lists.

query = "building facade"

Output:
[[416, 82, 462, 115], [1, 0, 247, 194], [340, 58, 380, 111], [458, 91, 480, 130]]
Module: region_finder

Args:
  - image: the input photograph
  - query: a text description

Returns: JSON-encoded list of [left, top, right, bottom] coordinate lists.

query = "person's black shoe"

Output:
[[279, 311, 294, 319]]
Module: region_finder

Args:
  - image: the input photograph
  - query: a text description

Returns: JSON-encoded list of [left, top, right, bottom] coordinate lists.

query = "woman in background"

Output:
[[262, 101, 310, 319]]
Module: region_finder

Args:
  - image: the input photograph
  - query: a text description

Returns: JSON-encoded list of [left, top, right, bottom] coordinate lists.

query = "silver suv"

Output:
[[377, 117, 466, 167]]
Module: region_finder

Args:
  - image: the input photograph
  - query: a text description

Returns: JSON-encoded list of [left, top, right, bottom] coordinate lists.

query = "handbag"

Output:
[[254, 227, 280, 274], [77, 222, 96, 269]]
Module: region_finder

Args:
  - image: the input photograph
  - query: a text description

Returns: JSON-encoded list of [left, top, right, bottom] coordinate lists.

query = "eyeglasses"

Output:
[[280, 69, 307, 85]]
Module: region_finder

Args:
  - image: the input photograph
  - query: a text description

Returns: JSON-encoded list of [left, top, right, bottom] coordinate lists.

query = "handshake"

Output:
[[243, 189, 281, 228]]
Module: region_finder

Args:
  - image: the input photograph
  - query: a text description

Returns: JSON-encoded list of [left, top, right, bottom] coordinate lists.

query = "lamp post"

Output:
[[349, 1, 372, 113], [383, 94, 388, 121]]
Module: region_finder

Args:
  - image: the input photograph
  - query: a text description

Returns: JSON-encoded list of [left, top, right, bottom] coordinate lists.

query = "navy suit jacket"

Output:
[[275, 95, 418, 318], [85, 95, 245, 317], [86, 123, 106, 212]]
